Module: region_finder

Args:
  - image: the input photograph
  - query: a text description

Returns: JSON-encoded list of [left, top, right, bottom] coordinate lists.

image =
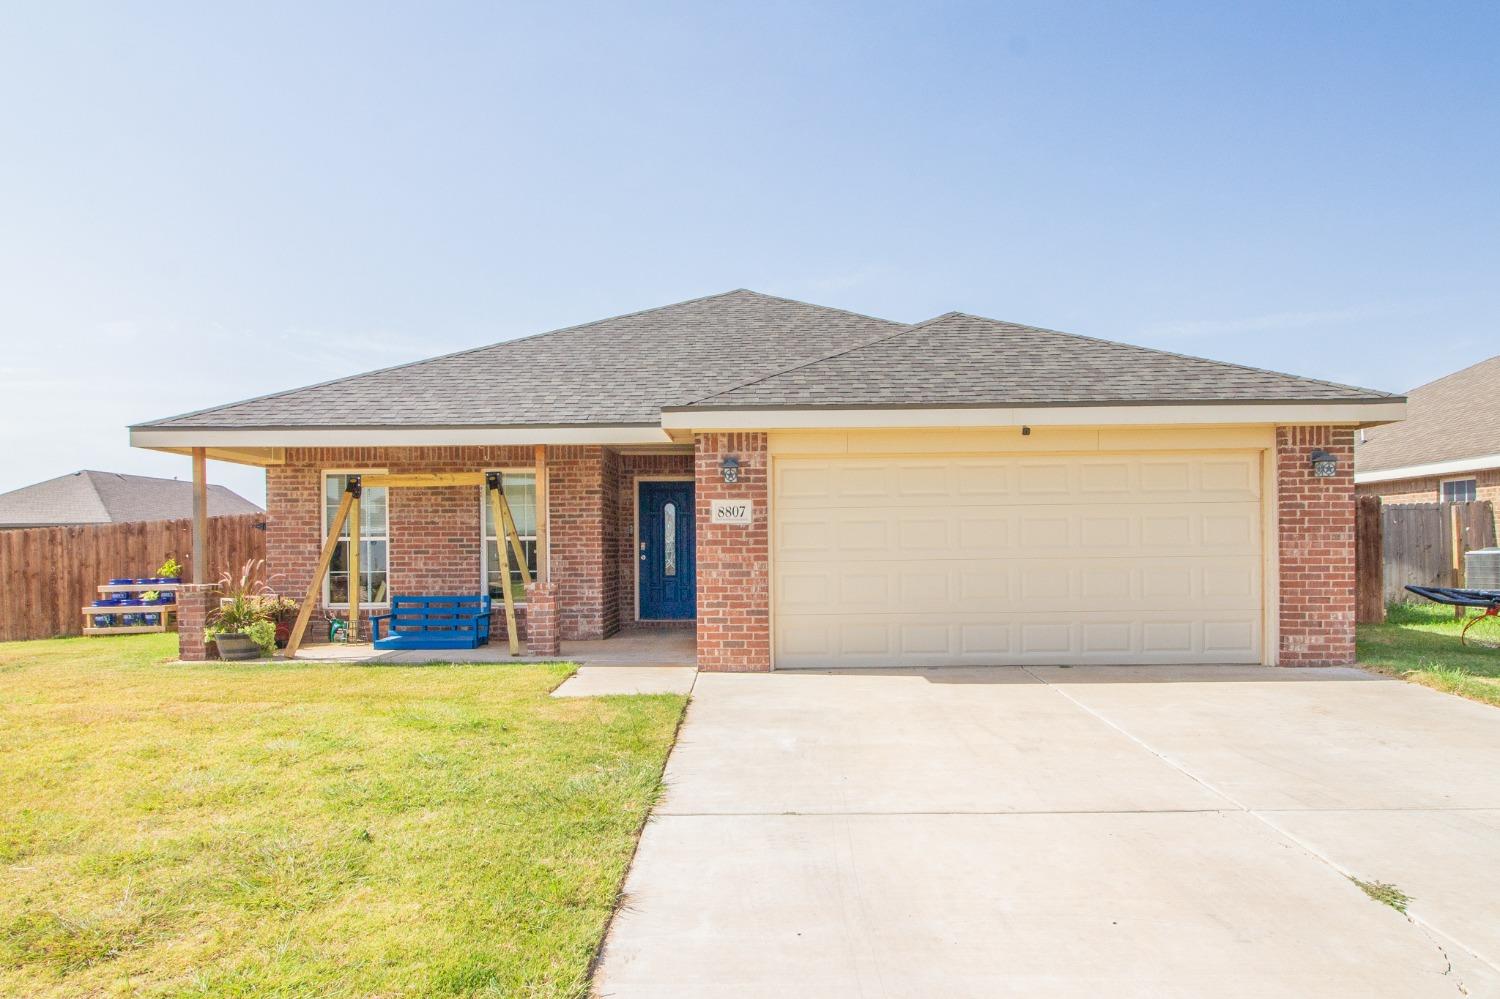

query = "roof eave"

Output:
[[1355, 451, 1500, 484], [662, 399, 1407, 431], [130, 422, 675, 463]]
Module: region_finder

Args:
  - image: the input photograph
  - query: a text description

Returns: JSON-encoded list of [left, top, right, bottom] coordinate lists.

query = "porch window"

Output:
[[323, 472, 389, 608], [482, 472, 538, 602], [1442, 478, 1478, 503]]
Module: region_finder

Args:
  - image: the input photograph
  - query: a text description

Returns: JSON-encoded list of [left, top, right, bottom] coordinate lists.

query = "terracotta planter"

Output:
[[214, 633, 260, 661]]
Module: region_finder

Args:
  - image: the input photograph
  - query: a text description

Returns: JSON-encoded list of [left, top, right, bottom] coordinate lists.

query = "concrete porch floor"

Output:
[[288, 625, 697, 667]]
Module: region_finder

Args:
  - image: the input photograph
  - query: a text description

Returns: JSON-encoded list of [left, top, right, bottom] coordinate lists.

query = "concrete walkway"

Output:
[[594, 665, 1500, 998]]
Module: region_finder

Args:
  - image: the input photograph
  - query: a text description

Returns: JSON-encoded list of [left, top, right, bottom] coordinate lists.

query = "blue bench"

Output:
[[371, 595, 492, 650]]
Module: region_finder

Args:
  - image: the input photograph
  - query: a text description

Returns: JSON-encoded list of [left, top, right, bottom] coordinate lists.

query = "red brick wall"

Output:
[[1277, 426, 1356, 665], [546, 446, 619, 640], [176, 583, 214, 661], [615, 453, 695, 625], [266, 446, 547, 643], [523, 581, 560, 657], [694, 432, 771, 671]]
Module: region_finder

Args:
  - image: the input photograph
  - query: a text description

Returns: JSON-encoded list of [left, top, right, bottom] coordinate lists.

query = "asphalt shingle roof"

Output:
[[1355, 355, 1500, 474], [138, 291, 1395, 432], [140, 290, 903, 429], [682, 312, 1396, 409], [0, 471, 263, 528]]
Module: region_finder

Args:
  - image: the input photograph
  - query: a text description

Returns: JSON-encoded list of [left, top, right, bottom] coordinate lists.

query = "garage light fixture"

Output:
[[1309, 449, 1338, 477], [720, 456, 740, 484]]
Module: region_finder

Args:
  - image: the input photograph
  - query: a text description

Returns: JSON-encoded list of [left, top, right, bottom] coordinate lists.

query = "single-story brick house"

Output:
[[131, 290, 1404, 669], [1355, 355, 1500, 536]]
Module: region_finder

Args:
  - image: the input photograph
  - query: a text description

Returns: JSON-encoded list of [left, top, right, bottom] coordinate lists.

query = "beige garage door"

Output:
[[773, 452, 1264, 668]]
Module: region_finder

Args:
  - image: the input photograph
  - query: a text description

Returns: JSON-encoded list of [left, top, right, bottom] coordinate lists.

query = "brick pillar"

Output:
[[548, 446, 618, 640], [695, 432, 771, 671], [1277, 426, 1356, 665], [177, 583, 215, 661], [524, 581, 561, 657]]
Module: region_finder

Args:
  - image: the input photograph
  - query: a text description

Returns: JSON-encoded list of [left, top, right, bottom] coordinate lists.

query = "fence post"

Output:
[[1355, 495, 1384, 623]]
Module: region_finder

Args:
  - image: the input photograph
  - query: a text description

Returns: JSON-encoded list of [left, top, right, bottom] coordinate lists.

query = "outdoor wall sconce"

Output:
[[1309, 449, 1338, 477], [720, 456, 740, 484]]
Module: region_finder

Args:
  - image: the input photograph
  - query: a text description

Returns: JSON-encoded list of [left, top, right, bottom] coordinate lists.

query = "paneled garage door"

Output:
[[773, 452, 1265, 668]]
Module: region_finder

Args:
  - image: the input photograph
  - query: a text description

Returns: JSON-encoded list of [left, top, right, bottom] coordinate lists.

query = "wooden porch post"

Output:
[[534, 444, 549, 583], [191, 447, 208, 583]]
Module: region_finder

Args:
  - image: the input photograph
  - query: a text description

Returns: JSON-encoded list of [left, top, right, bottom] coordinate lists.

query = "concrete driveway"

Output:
[[594, 665, 1500, 998]]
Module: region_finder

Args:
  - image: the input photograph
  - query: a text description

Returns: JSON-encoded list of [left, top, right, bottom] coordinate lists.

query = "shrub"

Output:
[[244, 620, 277, 656]]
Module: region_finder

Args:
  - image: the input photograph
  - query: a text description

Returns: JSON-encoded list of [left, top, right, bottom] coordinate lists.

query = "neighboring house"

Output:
[[0, 470, 262, 529], [130, 290, 1403, 669], [1355, 355, 1500, 530]]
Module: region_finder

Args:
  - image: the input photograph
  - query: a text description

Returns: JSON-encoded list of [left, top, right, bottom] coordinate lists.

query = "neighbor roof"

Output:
[[1355, 355, 1500, 475], [681, 312, 1395, 410], [134, 289, 1395, 434], [0, 471, 263, 528]]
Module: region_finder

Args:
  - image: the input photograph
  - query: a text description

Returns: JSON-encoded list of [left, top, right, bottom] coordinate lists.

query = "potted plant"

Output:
[[257, 594, 300, 647], [156, 556, 183, 585], [205, 559, 278, 661]]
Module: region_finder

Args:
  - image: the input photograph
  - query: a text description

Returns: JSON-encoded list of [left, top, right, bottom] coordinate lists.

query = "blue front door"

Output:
[[639, 481, 696, 620]]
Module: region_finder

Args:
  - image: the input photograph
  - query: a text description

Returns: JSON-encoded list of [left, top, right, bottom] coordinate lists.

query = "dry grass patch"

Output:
[[0, 634, 685, 998]]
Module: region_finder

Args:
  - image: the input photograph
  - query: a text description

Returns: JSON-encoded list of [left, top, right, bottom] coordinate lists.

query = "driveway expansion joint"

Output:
[[1020, 664, 1497, 992]]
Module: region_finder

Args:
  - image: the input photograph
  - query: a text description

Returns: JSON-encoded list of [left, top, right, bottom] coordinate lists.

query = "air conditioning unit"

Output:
[[1465, 548, 1500, 590]]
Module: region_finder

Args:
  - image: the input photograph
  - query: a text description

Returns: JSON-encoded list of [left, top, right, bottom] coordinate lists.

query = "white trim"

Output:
[[1356, 453, 1500, 485], [634, 476, 695, 623], [322, 468, 390, 611], [1262, 447, 1279, 666], [663, 402, 1405, 431], [478, 468, 538, 607], [131, 425, 672, 451]]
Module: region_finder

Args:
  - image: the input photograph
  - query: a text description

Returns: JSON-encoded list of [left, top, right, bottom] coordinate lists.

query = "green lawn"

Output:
[[0, 634, 686, 998], [1357, 601, 1500, 707]]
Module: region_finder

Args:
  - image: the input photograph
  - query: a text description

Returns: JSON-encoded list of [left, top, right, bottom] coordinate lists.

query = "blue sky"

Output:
[[2, 1, 1496, 505]]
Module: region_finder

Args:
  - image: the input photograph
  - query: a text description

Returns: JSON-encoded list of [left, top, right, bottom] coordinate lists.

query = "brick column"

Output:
[[695, 432, 771, 671], [177, 583, 215, 661], [524, 581, 561, 657], [548, 446, 619, 640], [1277, 426, 1356, 665]]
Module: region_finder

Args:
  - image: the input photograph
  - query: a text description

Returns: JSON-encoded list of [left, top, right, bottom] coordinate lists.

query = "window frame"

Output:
[[321, 468, 391, 610], [1441, 476, 1479, 503], [479, 468, 539, 607]]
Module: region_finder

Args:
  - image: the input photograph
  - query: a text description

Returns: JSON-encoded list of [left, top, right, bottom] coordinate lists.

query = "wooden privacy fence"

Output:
[[1355, 497, 1497, 621], [0, 513, 267, 642]]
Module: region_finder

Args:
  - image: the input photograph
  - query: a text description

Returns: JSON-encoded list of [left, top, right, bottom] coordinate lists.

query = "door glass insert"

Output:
[[664, 502, 677, 576]]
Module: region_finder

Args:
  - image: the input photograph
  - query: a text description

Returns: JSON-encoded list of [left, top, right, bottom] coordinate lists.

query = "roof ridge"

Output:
[[134, 289, 760, 429], [77, 470, 113, 520], [682, 311, 970, 406], [937, 312, 1399, 400], [721, 289, 908, 329], [1406, 352, 1500, 393]]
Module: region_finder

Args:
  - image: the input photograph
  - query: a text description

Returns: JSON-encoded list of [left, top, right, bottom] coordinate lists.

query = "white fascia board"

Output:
[[130, 424, 673, 451], [662, 401, 1406, 431], [1354, 453, 1500, 484]]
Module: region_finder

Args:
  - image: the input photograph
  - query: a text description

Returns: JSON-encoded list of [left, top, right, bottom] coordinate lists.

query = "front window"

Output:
[[324, 473, 389, 607], [482, 472, 538, 602], [1442, 478, 1478, 503]]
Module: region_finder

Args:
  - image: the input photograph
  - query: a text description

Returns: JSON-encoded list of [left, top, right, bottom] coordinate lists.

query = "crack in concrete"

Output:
[[1020, 665, 1489, 997]]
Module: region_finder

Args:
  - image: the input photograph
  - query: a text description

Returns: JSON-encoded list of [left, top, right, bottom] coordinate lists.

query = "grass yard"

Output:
[[1357, 601, 1500, 707], [0, 634, 686, 998]]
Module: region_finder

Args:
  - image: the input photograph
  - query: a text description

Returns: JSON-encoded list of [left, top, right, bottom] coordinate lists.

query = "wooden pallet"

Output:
[[83, 602, 177, 636]]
